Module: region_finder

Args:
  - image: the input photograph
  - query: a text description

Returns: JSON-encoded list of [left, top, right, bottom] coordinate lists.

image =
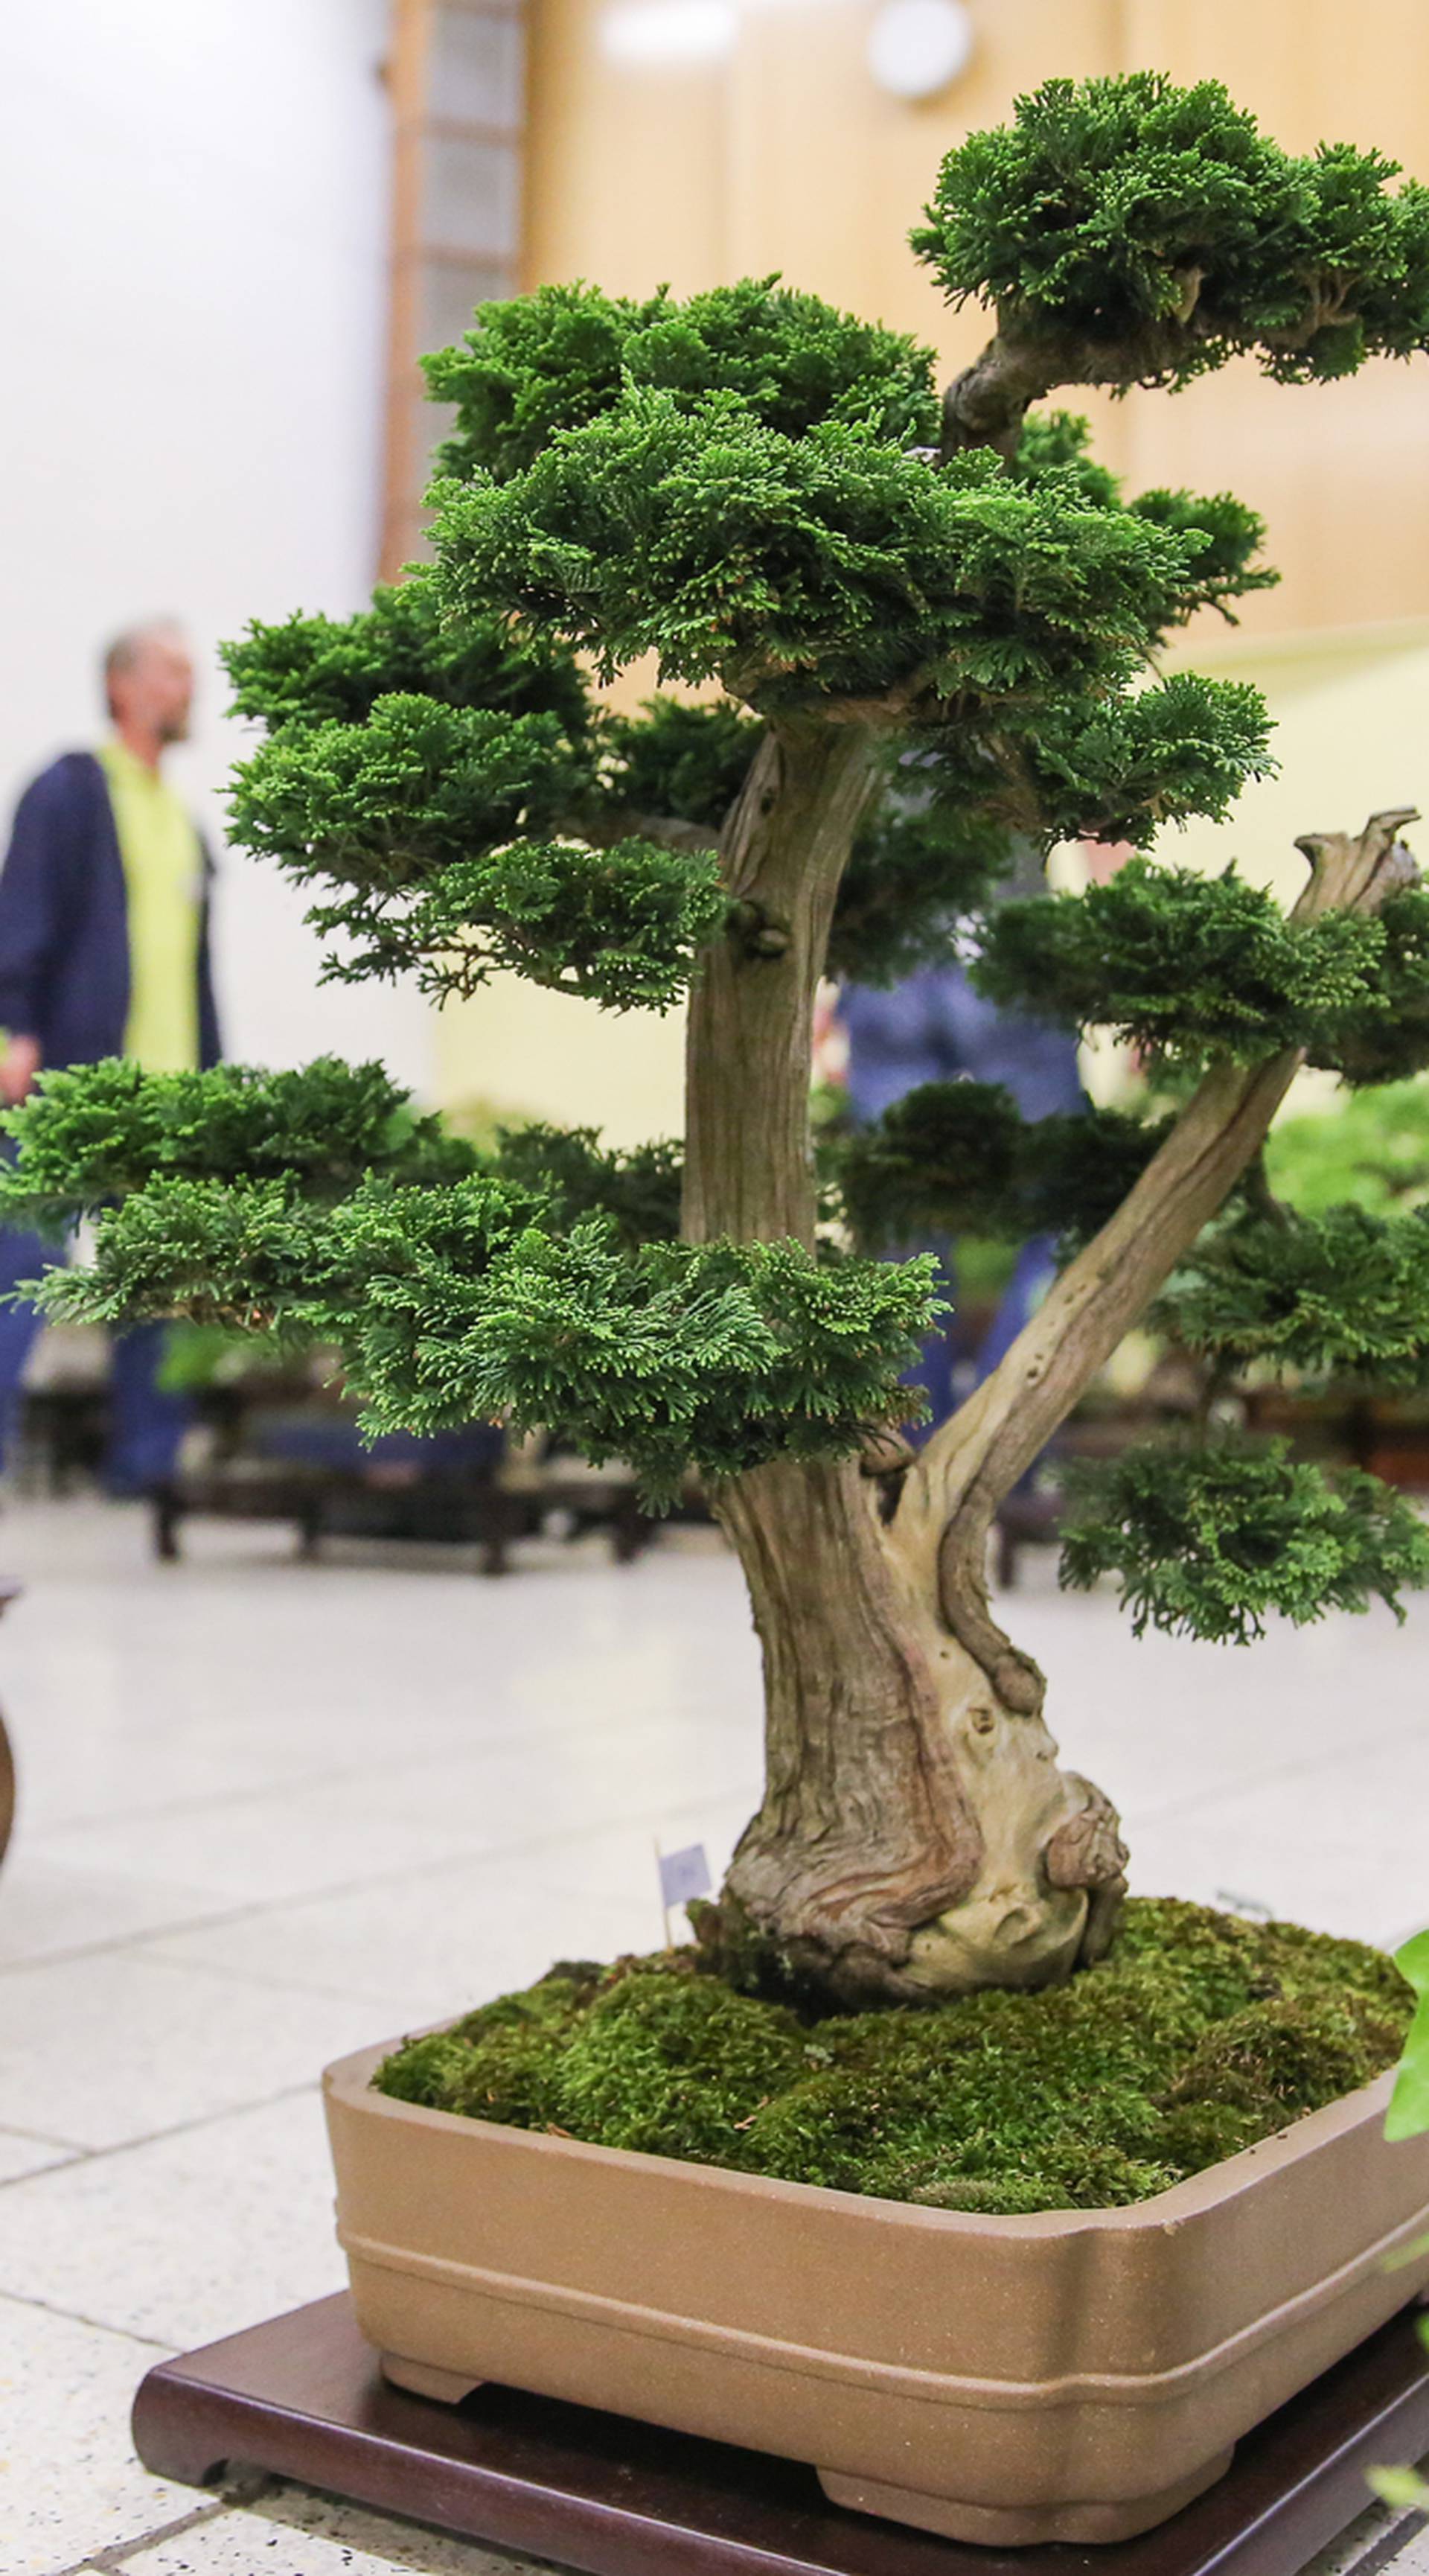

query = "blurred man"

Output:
[[0, 620, 222, 1491], [835, 838, 1129, 1441], [838, 963, 1084, 1435]]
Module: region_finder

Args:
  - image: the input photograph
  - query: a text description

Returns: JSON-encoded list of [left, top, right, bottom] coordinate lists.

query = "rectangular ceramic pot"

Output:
[[324, 2040, 1429, 2546]]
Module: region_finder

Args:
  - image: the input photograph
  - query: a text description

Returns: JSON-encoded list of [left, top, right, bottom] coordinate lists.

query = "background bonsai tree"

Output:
[[12, 71, 1429, 2006]]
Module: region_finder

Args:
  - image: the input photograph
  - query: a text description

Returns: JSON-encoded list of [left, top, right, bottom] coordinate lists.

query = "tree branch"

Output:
[[889, 808, 1422, 1686], [581, 807, 723, 858], [938, 270, 1367, 464], [938, 304, 1214, 461], [940, 325, 1059, 459]]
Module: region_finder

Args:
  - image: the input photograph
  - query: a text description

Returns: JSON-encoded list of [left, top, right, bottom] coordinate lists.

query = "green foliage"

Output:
[[1011, 412, 1276, 624], [373, 1899, 1408, 2210], [33, 1175, 341, 1329], [310, 831, 728, 1010], [816, 412, 1273, 977], [423, 277, 941, 483], [935, 673, 1273, 848], [915, 73, 1429, 387], [223, 584, 736, 1011], [486, 1124, 682, 1247], [1379, 1931, 1429, 2490], [1387, 1930, 1429, 2142], [316, 1214, 940, 1505], [974, 858, 1396, 1059], [231, 695, 726, 1007], [826, 669, 1271, 985], [1009, 408, 1121, 503], [1171, 1205, 1429, 1383], [223, 571, 590, 739], [28, 1165, 939, 1506], [1266, 1078, 1429, 1216], [1058, 1435, 1429, 1643], [840, 1080, 1025, 1246], [1127, 488, 1276, 622], [0, 1057, 472, 1227], [432, 399, 1215, 707], [837, 1080, 1171, 1252], [1314, 888, 1429, 1083], [230, 689, 579, 876], [0, 1062, 687, 1257], [828, 789, 1013, 986], [601, 695, 762, 832]]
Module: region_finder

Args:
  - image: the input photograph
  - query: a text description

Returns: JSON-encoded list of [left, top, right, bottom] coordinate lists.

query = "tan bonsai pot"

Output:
[[324, 2039, 1429, 2546]]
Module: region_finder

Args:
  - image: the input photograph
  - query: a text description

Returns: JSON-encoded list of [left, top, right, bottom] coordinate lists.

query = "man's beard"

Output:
[[156, 710, 191, 745]]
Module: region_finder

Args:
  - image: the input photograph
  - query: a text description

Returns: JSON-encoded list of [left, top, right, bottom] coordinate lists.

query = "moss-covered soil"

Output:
[[374, 1898, 1410, 2214]]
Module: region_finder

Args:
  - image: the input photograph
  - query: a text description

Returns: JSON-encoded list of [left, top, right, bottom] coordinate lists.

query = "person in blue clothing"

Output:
[[0, 620, 222, 1493], [838, 960, 1085, 1441]]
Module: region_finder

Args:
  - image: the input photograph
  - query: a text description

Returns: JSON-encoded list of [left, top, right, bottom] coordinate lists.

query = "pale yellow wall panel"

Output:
[[435, 979, 687, 1144], [1125, 0, 1429, 168], [1118, 0, 1429, 639], [524, 0, 727, 295], [1126, 361, 1429, 643], [1161, 627, 1429, 909]]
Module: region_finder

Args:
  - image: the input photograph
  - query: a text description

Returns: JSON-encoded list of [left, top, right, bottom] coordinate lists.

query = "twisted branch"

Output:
[[889, 809, 1422, 1686]]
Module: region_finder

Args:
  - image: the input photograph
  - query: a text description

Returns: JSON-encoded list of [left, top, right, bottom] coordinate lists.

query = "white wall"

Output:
[[0, 0, 434, 1091]]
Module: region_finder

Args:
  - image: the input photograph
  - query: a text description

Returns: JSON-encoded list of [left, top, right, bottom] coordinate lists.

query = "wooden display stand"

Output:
[[132, 2292, 1429, 2576]]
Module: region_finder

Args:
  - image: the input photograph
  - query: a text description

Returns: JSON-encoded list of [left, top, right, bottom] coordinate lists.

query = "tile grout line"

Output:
[[0, 2282, 176, 2350], [12, 1668, 753, 1840], [0, 1781, 760, 1982], [0, 2149, 91, 2191], [0, 2075, 325, 2192], [18, 1729, 758, 1850], [0, 2114, 92, 2148], [42, 2490, 266, 2576]]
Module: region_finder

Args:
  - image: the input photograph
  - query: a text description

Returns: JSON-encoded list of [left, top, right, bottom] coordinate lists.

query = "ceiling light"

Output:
[[600, 0, 738, 68], [866, 0, 974, 101]]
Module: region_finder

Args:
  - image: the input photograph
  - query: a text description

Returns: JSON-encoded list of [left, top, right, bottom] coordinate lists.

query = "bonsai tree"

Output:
[[12, 71, 1429, 2006]]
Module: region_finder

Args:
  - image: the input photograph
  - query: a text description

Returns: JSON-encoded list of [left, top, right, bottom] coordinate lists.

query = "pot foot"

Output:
[[816, 2449, 1235, 2545], [380, 2351, 485, 2406]]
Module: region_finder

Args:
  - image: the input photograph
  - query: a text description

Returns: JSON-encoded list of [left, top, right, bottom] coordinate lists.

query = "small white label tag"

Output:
[[658, 1843, 712, 1909]]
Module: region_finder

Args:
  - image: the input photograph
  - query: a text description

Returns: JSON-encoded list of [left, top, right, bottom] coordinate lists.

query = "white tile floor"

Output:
[[1, 1496, 1427, 2575]]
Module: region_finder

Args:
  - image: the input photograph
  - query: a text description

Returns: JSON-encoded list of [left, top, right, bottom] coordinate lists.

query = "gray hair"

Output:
[[101, 617, 188, 714]]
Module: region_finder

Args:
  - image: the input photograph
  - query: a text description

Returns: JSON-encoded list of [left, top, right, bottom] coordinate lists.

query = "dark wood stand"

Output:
[[132, 2292, 1429, 2576]]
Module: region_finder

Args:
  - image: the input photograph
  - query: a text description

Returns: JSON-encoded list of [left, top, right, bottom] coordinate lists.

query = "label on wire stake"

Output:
[[659, 1843, 712, 1908]]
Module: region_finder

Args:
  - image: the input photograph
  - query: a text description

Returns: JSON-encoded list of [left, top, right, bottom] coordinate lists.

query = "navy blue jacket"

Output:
[[0, 751, 220, 1070]]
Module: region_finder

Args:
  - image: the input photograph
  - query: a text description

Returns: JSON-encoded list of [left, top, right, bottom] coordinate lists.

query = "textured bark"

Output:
[[939, 296, 1206, 460], [936, 267, 1353, 463], [685, 717, 1128, 2000], [715, 1439, 1124, 2000], [714, 1459, 985, 2001], [683, 720, 879, 1249]]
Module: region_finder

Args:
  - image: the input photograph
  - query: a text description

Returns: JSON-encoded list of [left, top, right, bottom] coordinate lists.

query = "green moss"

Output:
[[371, 1900, 1410, 2213]]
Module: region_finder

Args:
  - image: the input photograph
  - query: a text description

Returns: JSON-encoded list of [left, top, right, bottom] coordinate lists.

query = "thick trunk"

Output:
[[714, 1454, 1124, 2000], [685, 718, 1125, 2001], [712, 1458, 982, 2002], [683, 720, 877, 1249]]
